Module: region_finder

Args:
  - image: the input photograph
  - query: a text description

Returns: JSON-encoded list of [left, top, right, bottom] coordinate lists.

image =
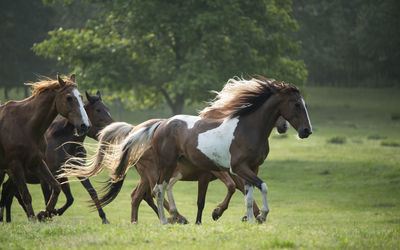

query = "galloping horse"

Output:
[[0, 91, 113, 223], [84, 116, 288, 224], [0, 74, 90, 221], [62, 76, 312, 224]]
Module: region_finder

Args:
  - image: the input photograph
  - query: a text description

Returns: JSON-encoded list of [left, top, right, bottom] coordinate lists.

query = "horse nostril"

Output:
[[304, 128, 311, 135], [81, 124, 88, 131]]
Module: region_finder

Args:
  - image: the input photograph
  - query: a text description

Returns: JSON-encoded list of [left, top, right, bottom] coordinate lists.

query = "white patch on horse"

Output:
[[168, 115, 201, 129], [301, 98, 312, 130], [72, 88, 90, 127], [197, 117, 239, 170]]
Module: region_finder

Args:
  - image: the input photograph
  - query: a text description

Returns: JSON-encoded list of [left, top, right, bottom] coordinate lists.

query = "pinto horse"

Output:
[[0, 91, 113, 223], [0, 74, 90, 221], [63, 76, 312, 224], [83, 116, 287, 224]]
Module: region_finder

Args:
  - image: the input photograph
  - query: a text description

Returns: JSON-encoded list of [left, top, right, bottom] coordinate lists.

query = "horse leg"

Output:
[[234, 165, 268, 224], [166, 173, 188, 224], [52, 177, 73, 217], [130, 179, 147, 223], [211, 171, 236, 221], [7, 160, 35, 220], [231, 174, 261, 221], [195, 175, 210, 224], [35, 159, 61, 221], [0, 179, 19, 222], [78, 177, 109, 224]]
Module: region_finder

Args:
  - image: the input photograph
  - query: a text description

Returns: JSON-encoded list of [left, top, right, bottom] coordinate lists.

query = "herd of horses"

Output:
[[0, 74, 312, 225]]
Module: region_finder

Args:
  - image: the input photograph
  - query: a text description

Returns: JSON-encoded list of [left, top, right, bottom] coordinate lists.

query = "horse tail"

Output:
[[109, 119, 163, 182], [59, 122, 134, 179], [94, 119, 163, 207]]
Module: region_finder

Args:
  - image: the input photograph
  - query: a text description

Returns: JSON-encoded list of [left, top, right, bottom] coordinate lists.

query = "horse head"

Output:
[[54, 73, 90, 136], [84, 90, 114, 139], [277, 86, 312, 139]]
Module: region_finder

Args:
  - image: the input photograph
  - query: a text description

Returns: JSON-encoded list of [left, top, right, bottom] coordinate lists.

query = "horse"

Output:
[[62, 76, 312, 224], [0, 74, 90, 221], [85, 116, 288, 224], [0, 91, 114, 223]]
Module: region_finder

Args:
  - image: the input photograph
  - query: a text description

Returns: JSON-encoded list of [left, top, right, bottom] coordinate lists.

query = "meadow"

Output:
[[1, 86, 400, 249]]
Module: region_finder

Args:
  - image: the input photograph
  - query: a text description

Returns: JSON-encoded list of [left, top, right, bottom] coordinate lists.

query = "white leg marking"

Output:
[[72, 88, 90, 127], [245, 184, 254, 222], [260, 183, 269, 213], [154, 181, 168, 224], [166, 173, 183, 214], [197, 117, 240, 169]]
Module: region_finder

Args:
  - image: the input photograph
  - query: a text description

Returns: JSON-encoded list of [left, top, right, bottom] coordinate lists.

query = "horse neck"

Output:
[[28, 91, 59, 137], [241, 95, 280, 142]]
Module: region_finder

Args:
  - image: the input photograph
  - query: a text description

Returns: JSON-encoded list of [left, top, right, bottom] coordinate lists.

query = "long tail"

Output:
[[95, 119, 163, 207], [60, 122, 134, 179]]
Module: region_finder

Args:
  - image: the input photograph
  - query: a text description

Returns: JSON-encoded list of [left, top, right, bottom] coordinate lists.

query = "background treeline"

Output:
[[0, 0, 399, 110]]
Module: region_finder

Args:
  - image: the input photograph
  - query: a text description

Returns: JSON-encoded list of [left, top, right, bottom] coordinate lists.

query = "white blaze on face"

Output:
[[301, 98, 312, 130], [167, 115, 201, 129], [72, 88, 90, 127], [197, 117, 239, 170]]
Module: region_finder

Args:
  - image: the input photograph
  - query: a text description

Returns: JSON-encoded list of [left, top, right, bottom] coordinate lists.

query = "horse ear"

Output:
[[96, 90, 102, 100], [70, 74, 76, 82], [57, 73, 65, 87], [85, 91, 95, 104]]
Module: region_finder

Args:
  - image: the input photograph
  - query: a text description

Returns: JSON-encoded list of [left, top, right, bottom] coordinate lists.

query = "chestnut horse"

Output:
[[83, 116, 288, 224], [0, 74, 90, 221], [63, 76, 312, 224], [0, 91, 113, 223]]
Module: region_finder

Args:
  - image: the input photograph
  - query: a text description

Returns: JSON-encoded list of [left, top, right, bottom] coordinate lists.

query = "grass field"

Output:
[[1, 86, 400, 249]]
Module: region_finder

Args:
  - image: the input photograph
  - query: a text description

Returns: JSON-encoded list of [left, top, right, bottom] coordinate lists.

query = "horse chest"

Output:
[[196, 117, 239, 169]]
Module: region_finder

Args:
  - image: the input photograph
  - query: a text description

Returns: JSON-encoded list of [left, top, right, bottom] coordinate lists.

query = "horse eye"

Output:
[[67, 96, 73, 102], [96, 109, 101, 113]]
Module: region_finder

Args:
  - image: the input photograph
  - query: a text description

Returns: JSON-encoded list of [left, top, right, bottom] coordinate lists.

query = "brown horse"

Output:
[[0, 74, 90, 221], [86, 116, 288, 224], [62, 76, 312, 224], [0, 91, 113, 223]]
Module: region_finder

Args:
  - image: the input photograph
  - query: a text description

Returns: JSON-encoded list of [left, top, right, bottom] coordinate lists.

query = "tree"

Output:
[[34, 0, 307, 114], [0, 0, 55, 98]]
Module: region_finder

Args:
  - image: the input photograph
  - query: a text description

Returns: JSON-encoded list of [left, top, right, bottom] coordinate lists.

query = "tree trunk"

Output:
[[4, 87, 9, 100], [159, 88, 184, 115]]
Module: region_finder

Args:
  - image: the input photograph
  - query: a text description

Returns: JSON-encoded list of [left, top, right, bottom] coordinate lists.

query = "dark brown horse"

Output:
[[86, 117, 288, 224], [0, 91, 113, 223], [63, 76, 312, 224], [0, 74, 90, 221]]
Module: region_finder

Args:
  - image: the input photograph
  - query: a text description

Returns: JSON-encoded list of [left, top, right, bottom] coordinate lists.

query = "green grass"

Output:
[[1, 86, 400, 249]]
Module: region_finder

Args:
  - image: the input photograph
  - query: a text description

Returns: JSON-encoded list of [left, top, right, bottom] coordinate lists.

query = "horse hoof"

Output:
[[102, 218, 110, 224], [36, 210, 51, 222], [212, 208, 221, 221], [256, 214, 266, 224], [241, 215, 248, 222], [177, 216, 189, 224]]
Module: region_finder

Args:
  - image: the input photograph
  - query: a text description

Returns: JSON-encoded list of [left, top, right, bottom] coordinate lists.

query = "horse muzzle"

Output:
[[75, 123, 90, 136], [298, 127, 312, 139]]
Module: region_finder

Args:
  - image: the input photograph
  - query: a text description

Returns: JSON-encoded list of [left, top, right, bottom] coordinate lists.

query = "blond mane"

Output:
[[199, 76, 298, 119], [25, 76, 77, 97]]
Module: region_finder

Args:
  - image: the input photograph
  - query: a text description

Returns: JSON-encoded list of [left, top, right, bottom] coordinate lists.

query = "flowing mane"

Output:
[[199, 76, 299, 119], [25, 76, 77, 97]]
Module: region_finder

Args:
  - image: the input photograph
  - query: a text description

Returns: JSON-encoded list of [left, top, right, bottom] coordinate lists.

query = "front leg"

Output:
[[35, 159, 61, 221]]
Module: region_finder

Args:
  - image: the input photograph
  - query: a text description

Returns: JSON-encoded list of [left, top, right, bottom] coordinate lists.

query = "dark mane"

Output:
[[199, 76, 299, 119]]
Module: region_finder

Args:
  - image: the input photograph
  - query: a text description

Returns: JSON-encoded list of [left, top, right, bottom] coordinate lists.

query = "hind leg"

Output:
[[211, 171, 236, 221], [130, 179, 148, 223], [7, 160, 35, 220], [78, 177, 109, 224]]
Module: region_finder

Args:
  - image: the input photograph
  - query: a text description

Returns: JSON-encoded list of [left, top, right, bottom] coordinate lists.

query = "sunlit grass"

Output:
[[1, 86, 400, 249]]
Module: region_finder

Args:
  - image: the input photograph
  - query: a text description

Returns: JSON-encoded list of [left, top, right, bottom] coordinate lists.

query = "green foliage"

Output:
[[34, 0, 307, 114], [381, 140, 400, 148], [391, 113, 400, 121], [327, 136, 347, 144], [292, 0, 400, 86]]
